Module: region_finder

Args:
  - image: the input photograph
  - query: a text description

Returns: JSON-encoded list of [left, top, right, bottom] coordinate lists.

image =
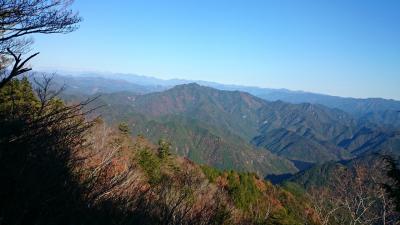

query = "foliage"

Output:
[[303, 155, 400, 225], [0, 0, 82, 88], [225, 171, 262, 210], [206, 169, 257, 209], [201, 165, 222, 182], [383, 155, 400, 211], [0, 77, 94, 224], [201, 166, 318, 224], [118, 122, 130, 134], [158, 138, 171, 159], [138, 148, 162, 185]]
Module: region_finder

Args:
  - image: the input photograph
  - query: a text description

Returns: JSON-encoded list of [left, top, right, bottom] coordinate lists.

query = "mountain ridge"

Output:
[[37, 72, 400, 121], [70, 82, 400, 175]]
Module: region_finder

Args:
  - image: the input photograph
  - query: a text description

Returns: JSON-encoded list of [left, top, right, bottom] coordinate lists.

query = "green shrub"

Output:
[[118, 122, 130, 134], [226, 172, 261, 210], [138, 149, 162, 185], [157, 139, 171, 159], [201, 165, 222, 182]]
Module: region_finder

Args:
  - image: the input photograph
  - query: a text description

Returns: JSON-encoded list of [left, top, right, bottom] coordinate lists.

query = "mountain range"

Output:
[[39, 72, 400, 121], [32, 73, 400, 177]]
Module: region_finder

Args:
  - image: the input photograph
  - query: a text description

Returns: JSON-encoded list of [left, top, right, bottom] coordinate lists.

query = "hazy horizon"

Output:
[[33, 67, 399, 101], [31, 0, 400, 99]]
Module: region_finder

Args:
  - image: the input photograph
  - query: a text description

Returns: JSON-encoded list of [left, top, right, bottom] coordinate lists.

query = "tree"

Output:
[[0, 0, 82, 88], [158, 139, 171, 159], [0, 76, 98, 224], [383, 156, 400, 212], [308, 157, 399, 225], [118, 122, 130, 134]]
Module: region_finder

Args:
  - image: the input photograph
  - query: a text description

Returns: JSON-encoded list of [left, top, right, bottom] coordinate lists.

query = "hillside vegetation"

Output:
[[0, 78, 319, 225], [79, 83, 400, 174]]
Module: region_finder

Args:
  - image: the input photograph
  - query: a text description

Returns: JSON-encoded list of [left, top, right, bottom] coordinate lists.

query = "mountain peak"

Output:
[[183, 82, 201, 87], [173, 82, 203, 89], [168, 82, 218, 95]]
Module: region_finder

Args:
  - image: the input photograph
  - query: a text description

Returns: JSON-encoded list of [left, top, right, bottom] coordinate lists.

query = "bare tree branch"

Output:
[[0, 0, 81, 88]]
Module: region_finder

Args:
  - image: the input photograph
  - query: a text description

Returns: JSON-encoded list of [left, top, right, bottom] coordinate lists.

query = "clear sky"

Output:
[[31, 0, 400, 99]]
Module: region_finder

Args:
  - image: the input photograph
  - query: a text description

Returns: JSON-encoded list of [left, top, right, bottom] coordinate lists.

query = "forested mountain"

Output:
[[254, 90, 400, 117], [66, 82, 400, 175], [2, 76, 398, 225], [0, 78, 320, 225], [359, 110, 400, 129], [90, 84, 298, 175], [46, 72, 400, 127]]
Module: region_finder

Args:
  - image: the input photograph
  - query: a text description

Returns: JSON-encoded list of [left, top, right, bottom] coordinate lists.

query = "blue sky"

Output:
[[32, 0, 400, 99]]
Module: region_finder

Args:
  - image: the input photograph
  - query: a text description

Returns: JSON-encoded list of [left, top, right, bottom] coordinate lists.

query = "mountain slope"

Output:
[[254, 90, 400, 117], [66, 82, 400, 171], [131, 115, 297, 174], [54, 72, 400, 120], [359, 110, 400, 129], [130, 83, 265, 140], [90, 89, 297, 176], [251, 101, 357, 162], [126, 84, 356, 163]]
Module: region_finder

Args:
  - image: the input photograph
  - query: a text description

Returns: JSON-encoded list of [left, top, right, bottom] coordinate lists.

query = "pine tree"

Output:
[[158, 139, 171, 159]]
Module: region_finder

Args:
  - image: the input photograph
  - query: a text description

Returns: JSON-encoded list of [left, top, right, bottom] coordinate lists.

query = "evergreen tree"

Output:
[[158, 139, 171, 159], [118, 122, 130, 134], [0, 78, 93, 224]]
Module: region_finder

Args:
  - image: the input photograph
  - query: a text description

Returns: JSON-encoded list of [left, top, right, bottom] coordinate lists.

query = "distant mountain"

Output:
[[108, 84, 354, 163], [254, 91, 400, 118], [285, 153, 393, 189], [338, 126, 400, 156], [29, 74, 166, 96], [62, 72, 187, 87], [359, 110, 400, 129], [48, 72, 400, 123], [129, 83, 265, 140], [42, 73, 400, 172], [68, 82, 399, 174], [251, 101, 358, 162], [253, 103, 400, 162], [90, 86, 298, 176]]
